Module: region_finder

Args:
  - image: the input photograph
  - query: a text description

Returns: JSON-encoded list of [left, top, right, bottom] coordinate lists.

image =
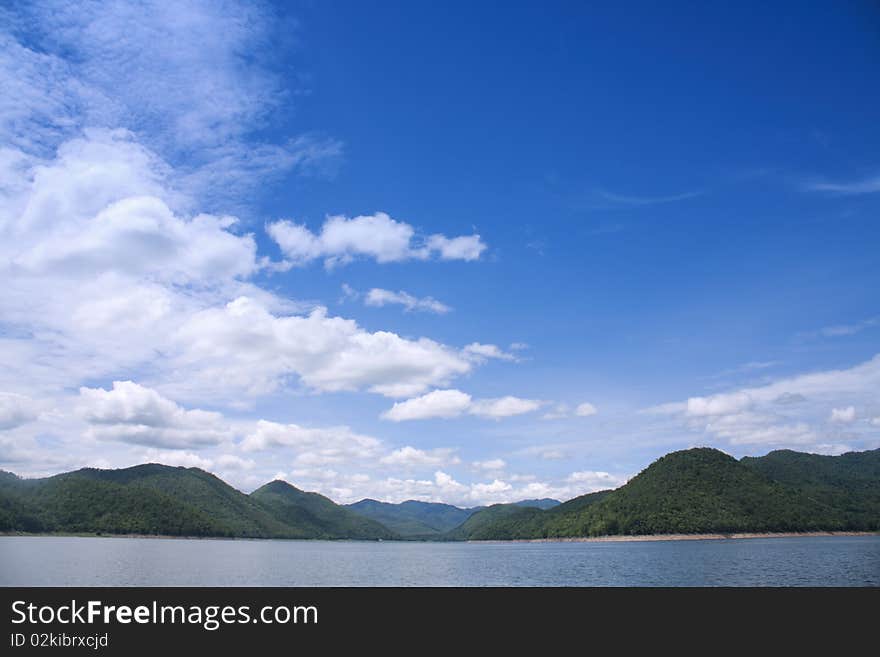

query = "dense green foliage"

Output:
[[251, 481, 395, 539], [741, 449, 880, 530], [449, 448, 880, 540], [0, 464, 389, 539]]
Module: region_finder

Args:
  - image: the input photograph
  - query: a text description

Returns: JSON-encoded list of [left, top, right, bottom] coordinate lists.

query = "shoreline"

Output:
[[1, 530, 876, 543], [476, 531, 878, 544]]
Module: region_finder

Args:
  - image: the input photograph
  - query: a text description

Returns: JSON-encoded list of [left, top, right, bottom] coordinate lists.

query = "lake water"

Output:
[[1, 535, 878, 586]]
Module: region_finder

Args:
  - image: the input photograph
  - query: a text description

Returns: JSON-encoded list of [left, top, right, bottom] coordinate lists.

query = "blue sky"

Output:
[[0, 1, 878, 505]]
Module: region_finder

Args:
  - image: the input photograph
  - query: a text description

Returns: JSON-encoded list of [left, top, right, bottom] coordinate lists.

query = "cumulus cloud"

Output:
[[685, 392, 752, 417], [543, 402, 598, 419], [473, 459, 506, 472], [266, 213, 486, 268], [382, 389, 542, 421], [648, 355, 880, 452], [170, 297, 475, 400], [0, 1, 517, 488], [575, 402, 598, 417], [566, 470, 628, 491], [0, 393, 40, 430], [379, 446, 460, 468], [364, 288, 451, 314], [462, 343, 516, 362], [241, 419, 382, 469], [77, 381, 230, 448], [829, 406, 856, 424], [139, 449, 214, 470]]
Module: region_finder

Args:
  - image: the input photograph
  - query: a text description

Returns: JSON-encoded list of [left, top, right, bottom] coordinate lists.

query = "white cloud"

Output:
[[0, 1, 334, 204], [267, 213, 486, 268], [241, 419, 382, 470], [473, 458, 506, 472], [470, 397, 544, 419], [77, 381, 230, 448], [382, 389, 542, 421], [686, 392, 752, 417], [462, 343, 516, 361], [379, 446, 460, 468], [382, 389, 472, 421], [425, 234, 487, 261], [364, 288, 451, 314], [566, 470, 628, 491], [169, 297, 474, 400], [543, 402, 598, 419], [829, 406, 856, 424], [139, 449, 214, 470], [575, 402, 598, 417], [0, 393, 40, 431], [648, 354, 880, 452]]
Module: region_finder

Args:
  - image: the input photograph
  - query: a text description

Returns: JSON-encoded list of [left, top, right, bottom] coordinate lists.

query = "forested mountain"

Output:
[[1, 448, 877, 541], [0, 464, 390, 539], [448, 448, 880, 540], [251, 480, 396, 540]]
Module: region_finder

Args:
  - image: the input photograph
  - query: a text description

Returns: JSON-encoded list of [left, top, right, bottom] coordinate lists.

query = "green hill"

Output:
[[741, 448, 880, 530], [447, 491, 610, 540], [0, 464, 391, 539], [250, 481, 395, 540], [448, 448, 880, 540]]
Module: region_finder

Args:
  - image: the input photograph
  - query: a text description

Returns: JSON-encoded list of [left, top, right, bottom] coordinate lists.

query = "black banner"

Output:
[[1, 587, 877, 652]]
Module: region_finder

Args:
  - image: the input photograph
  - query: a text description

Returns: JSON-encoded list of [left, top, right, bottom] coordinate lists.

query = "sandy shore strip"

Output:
[[475, 531, 879, 544]]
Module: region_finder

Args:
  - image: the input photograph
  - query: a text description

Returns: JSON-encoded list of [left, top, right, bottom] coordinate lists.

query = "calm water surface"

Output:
[[1, 535, 878, 586]]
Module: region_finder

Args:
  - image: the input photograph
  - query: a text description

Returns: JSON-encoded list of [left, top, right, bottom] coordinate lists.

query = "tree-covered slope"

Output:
[[251, 481, 396, 540], [0, 466, 271, 537], [741, 448, 880, 530], [447, 491, 610, 540], [448, 448, 880, 540], [0, 465, 392, 539], [444, 504, 545, 540]]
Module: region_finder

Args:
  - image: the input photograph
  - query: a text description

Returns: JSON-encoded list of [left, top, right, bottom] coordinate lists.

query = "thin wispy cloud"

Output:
[[596, 189, 704, 206], [364, 288, 451, 314], [798, 317, 880, 340], [804, 174, 880, 195]]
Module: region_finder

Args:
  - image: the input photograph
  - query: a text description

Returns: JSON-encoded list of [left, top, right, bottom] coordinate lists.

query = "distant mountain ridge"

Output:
[[1, 448, 877, 541], [344, 497, 561, 537]]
